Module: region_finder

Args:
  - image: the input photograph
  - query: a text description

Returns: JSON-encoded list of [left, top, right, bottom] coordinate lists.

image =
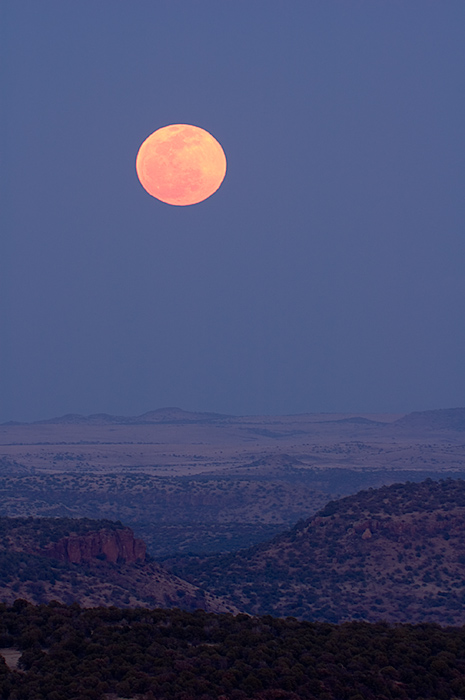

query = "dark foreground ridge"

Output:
[[1, 601, 465, 700]]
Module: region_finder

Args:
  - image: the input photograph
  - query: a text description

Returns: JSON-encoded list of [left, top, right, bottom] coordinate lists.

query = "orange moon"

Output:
[[135, 124, 227, 206]]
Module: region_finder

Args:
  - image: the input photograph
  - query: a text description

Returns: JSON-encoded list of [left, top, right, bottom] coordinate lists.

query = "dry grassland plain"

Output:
[[1, 408, 464, 476], [1, 408, 464, 556]]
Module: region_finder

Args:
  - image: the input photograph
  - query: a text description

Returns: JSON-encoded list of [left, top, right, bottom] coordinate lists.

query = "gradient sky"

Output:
[[1, 1, 465, 423]]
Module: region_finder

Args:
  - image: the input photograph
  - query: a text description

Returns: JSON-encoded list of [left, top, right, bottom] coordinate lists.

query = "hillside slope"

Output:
[[0, 517, 236, 613], [171, 478, 465, 624], [3, 465, 463, 558], [0, 470, 329, 556]]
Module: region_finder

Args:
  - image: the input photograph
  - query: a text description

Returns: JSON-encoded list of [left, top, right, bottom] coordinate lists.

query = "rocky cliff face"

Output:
[[0, 517, 238, 612], [45, 527, 146, 564]]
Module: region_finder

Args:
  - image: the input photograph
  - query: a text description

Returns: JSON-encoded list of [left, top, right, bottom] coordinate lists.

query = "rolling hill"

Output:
[[0, 517, 235, 613], [170, 478, 465, 625]]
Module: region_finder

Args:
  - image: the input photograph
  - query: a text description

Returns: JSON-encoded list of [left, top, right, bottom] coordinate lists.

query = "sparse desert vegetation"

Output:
[[169, 478, 465, 625], [1, 408, 465, 557], [1, 412, 465, 698]]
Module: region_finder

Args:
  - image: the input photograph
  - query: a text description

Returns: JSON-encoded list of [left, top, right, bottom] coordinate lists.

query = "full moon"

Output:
[[135, 124, 227, 206]]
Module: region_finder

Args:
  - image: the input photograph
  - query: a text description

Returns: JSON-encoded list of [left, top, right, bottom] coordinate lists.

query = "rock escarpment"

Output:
[[44, 527, 146, 564], [0, 516, 237, 613]]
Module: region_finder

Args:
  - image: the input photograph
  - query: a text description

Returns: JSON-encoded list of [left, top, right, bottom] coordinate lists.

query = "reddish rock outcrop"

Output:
[[44, 528, 146, 564]]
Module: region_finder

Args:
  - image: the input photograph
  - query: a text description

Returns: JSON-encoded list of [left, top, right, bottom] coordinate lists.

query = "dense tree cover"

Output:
[[1, 601, 465, 700]]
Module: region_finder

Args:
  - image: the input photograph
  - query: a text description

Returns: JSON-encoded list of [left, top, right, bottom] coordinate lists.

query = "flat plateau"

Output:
[[1, 408, 463, 476]]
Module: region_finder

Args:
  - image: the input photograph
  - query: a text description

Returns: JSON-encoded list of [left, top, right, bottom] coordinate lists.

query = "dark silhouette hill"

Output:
[[170, 478, 465, 625]]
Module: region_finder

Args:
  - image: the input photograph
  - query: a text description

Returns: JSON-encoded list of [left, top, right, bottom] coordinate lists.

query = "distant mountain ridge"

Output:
[[394, 407, 465, 431], [3, 406, 465, 431], [33, 407, 233, 426]]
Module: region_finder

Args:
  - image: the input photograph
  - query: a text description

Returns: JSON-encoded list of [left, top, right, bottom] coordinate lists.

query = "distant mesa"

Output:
[[36, 413, 121, 425], [394, 407, 465, 432], [325, 416, 387, 425]]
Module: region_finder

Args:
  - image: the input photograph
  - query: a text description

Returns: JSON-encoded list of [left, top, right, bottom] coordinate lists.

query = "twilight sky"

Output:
[[1, 1, 465, 423]]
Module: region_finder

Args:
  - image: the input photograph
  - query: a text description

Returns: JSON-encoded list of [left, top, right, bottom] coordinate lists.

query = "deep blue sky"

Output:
[[1, 1, 464, 422]]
